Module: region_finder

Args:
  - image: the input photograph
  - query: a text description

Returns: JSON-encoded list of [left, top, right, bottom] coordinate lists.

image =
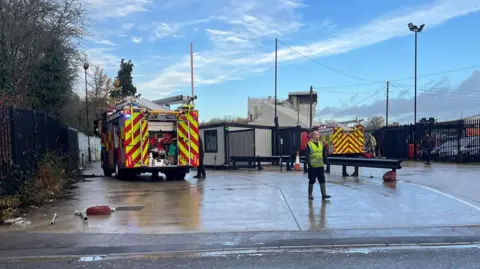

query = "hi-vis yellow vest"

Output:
[[308, 141, 324, 168]]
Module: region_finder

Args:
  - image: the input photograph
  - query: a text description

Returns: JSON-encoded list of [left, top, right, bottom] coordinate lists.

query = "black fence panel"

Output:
[[381, 127, 409, 159], [11, 108, 36, 171], [380, 118, 480, 163], [0, 107, 13, 180], [34, 111, 47, 158], [279, 126, 302, 156]]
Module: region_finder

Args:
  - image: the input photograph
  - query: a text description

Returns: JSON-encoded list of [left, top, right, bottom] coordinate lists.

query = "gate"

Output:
[[226, 129, 255, 160]]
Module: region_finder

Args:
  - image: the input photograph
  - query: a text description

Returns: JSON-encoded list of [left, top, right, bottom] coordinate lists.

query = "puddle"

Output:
[[114, 205, 145, 211], [79, 256, 105, 262]]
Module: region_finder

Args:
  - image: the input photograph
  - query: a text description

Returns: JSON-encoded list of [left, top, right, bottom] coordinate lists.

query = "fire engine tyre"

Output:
[[103, 168, 113, 177], [165, 171, 186, 181]]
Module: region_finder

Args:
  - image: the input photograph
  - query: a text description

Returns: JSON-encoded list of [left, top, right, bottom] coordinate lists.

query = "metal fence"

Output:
[[375, 118, 480, 163], [0, 107, 80, 194]]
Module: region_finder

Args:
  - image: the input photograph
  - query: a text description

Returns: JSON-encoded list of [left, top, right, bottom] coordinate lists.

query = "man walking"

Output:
[[306, 131, 331, 200], [422, 132, 434, 165], [194, 137, 206, 179]]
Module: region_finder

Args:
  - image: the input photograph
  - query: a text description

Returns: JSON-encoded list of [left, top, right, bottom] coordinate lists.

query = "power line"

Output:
[[389, 65, 480, 82], [392, 83, 480, 94], [314, 81, 384, 89], [344, 86, 386, 110], [313, 88, 372, 94], [277, 39, 382, 83]]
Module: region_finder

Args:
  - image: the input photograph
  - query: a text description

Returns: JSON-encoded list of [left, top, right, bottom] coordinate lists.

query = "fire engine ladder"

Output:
[[152, 94, 197, 108]]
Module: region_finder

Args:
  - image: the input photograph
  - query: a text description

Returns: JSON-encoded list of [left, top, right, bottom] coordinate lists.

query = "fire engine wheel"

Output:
[[103, 168, 113, 177], [165, 171, 186, 181]]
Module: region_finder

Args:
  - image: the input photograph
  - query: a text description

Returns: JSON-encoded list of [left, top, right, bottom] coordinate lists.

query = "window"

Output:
[[204, 129, 218, 153]]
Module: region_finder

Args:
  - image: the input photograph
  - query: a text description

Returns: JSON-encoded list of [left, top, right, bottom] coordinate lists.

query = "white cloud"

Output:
[[316, 71, 480, 123], [121, 23, 136, 30], [132, 37, 143, 43], [84, 48, 120, 71], [112, 0, 480, 99], [91, 39, 117, 46], [87, 0, 152, 19], [149, 23, 176, 41]]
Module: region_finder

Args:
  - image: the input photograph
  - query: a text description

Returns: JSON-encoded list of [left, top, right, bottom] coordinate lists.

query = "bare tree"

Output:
[[0, 0, 90, 112], [201, 116, 249, 125], [365, 115, 385, 130]]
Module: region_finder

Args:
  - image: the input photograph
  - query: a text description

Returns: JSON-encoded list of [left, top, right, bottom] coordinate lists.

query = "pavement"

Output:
[[1, 161, 480, 260]]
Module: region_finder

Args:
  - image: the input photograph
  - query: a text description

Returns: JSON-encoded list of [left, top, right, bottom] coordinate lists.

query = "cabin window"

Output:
[[204, 130, 218, 153]]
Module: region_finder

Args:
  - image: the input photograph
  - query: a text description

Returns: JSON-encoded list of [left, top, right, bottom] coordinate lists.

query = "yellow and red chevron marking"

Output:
[[332, 126, 365, 155], [141, 119, 149, 166], [124, 110, 148, 168], [177, 110, 199, 167]]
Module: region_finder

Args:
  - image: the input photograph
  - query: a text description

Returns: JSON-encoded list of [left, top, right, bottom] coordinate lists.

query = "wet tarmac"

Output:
[[3, 162, 480, 234]]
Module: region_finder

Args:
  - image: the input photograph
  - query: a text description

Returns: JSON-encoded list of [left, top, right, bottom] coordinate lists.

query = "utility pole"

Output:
[[386, 81, 389, 127], [83, 63, 91, 162], [274, 38, 279, 156], [309, 86, 313, 129], [190, 42, 195, 104]]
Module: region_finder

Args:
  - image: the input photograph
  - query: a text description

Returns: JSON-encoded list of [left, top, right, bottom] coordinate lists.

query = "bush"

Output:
[[1, 151, 70, 221]]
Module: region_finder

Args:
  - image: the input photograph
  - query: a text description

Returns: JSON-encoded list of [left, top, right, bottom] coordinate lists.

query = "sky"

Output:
[[83, 0, 480, 123]]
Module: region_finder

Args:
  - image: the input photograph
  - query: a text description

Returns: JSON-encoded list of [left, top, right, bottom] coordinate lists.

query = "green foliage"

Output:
[[1, 151, 70, 220], [110, 59, 137, 99]]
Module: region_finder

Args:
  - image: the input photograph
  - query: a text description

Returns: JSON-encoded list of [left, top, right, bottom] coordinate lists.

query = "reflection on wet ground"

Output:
[[2, 162, 480, 234]]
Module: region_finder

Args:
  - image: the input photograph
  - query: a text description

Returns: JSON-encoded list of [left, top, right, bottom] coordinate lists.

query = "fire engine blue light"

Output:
[[125, 114, 131, 119]]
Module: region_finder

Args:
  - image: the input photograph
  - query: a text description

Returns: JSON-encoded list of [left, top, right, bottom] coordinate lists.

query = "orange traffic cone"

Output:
[[295, 151, 301, 171]]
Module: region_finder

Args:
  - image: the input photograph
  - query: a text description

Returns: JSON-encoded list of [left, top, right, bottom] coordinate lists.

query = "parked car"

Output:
[[462, 138, 480, 162], [437, 137, 479, 161]]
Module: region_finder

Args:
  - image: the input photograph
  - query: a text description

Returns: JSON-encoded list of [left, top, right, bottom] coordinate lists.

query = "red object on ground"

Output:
[[86, 206, 112, 216], [382, 171, 397, 182]]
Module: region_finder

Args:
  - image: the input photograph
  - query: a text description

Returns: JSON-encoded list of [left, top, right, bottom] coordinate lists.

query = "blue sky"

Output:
[[84, 0, 480, 123]]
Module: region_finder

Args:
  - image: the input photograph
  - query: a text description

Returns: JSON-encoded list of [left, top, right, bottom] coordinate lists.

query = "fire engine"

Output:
[[301, 119, 365, 156], [93, 95, 199, 180]]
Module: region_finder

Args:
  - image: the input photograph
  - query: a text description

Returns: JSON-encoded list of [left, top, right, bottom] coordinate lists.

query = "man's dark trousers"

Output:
[[424, 150, 432, 163], [308, 167, 326, 184]]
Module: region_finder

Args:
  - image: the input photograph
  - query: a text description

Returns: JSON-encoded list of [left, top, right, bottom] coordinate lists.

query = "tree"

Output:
[[0, 0, 89, 112], [110, 59, 137, 99], [201, 116, 249, 125], [88, 65, 114, 119], [365, 115, 385, 130]]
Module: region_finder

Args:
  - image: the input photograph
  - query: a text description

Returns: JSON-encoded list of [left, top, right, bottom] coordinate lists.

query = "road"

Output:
[[2, 245, 479, 269], [1, 161, 480, 265]]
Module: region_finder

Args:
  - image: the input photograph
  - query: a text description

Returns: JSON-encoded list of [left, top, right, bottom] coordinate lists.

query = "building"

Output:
[[247, 91, 319, 128]]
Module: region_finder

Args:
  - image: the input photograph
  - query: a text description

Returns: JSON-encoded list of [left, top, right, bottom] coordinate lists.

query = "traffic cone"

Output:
[[295, 151, 301, 171]]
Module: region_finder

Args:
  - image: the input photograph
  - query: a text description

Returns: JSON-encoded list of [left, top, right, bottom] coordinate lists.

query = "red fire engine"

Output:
[[94, 95, 199, 180]]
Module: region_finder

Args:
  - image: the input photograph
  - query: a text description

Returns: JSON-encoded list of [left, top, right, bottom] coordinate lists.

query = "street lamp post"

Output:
[[408, 22, 425, 161], [274, 38, 279, 156], [83, 62, 91, 162]]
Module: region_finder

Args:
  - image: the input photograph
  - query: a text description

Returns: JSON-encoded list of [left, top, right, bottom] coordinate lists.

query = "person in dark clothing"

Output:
[[305, 131, 331, 200], [422, 132, 434, 165], [194, 137, 206, 179]]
